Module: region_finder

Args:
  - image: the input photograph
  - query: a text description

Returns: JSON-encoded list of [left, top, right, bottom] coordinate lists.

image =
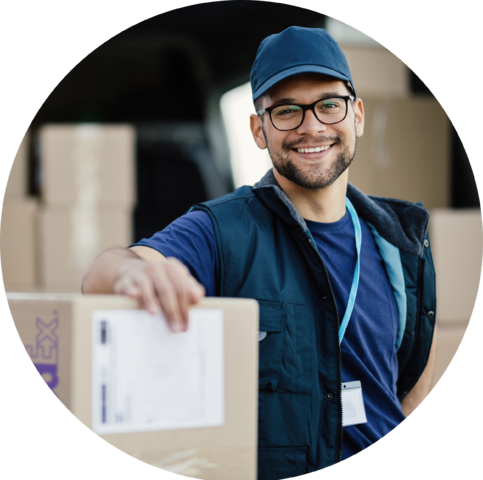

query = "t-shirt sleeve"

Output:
[[130, 210, 219, 297]]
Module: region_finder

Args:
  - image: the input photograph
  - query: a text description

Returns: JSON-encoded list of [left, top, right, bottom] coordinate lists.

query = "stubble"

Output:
[[262, 125, 357, 190]]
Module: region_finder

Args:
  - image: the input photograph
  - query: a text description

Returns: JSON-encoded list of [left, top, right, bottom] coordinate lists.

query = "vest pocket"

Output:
[[258, 446, 308, 480], [258, 301, 286, 391], [258, 301, 314, 394]]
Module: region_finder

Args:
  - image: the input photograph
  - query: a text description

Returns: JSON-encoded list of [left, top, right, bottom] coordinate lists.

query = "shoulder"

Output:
[[347, 183, 429, 256], [191, 186, 264, 224], [200, 185, 256, 209], [133, 210, 216, 250]]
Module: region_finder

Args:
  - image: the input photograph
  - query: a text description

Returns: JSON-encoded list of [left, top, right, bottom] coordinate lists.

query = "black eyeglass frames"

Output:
[[257, 95, 355, 131]]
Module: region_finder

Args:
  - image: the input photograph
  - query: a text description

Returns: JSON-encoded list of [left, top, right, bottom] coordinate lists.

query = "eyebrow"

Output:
[[270, 92, 346, 105]]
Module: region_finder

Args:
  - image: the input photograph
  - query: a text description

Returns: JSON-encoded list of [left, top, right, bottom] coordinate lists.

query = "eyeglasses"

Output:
[[257, 95, 355, 131]]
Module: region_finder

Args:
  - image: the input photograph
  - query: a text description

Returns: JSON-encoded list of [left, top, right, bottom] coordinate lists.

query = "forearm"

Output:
[[81, 247, 145, 294], [400, 325, 437, 416]]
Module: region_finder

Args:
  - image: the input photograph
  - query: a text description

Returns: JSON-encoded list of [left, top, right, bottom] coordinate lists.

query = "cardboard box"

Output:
[[429, 209, 482, 323], [349, 96, 450, 210], [341, 46, 410, 97], [38, 205, 132, 289], [7, 294, 258, 480], [1, 198, 38, 287], [431, 322, 468, 389], [39, 124, 135, 207], [5, 130, 29, 200]]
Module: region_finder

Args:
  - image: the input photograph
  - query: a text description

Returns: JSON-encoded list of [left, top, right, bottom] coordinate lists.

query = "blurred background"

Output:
[[1, 1, 481, 390]]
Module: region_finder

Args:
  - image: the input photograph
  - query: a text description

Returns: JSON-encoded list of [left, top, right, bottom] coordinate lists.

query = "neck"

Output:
[[273, 168, 348, 223]]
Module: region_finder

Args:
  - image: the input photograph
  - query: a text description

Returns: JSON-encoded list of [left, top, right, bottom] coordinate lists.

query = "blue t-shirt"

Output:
[[133, 209, 406, 459]]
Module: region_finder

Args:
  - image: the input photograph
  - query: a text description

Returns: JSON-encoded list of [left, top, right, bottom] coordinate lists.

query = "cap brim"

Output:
[[252, 65, 352, 100]]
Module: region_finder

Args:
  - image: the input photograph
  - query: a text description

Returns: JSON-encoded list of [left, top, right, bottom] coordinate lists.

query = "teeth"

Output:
[[297, 145, 330, 153]]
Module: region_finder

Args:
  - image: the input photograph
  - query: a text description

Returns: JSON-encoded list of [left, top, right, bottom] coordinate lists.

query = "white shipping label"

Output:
[[92, 309, 224, 434]]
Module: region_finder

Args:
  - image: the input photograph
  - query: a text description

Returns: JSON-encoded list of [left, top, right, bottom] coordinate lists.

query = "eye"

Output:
[[316, 98, 343, 115], [321, 101, 340, 109], [272, 105, 302, 118]]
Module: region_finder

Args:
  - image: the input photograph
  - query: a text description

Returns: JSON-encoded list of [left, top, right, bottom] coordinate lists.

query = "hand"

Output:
[[113, 257, 205, 332]]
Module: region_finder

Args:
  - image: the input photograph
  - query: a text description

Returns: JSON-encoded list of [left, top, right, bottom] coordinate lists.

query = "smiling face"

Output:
[[250, 73, 364, 190]]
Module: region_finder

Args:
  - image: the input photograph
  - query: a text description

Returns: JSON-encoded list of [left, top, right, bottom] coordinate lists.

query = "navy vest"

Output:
[[191, 179, 436, 480]]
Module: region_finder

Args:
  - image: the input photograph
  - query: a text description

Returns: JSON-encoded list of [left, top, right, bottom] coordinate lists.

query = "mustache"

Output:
[[282, 135, 342, 150]]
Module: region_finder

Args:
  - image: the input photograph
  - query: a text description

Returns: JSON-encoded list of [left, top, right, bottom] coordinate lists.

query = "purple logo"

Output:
[[25, 311, 59, 390]]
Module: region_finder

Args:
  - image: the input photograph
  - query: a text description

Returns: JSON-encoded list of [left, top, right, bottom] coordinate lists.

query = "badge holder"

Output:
[[342, 381, 367, 427]]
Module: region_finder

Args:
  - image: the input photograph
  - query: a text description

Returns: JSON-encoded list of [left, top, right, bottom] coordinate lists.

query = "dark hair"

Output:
[[253, 94, 266, 113]]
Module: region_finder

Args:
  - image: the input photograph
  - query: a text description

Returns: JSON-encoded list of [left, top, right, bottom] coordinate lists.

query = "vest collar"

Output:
[[253, 169, 429, 256]]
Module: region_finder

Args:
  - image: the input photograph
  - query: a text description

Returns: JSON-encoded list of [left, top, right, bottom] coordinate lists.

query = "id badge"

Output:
[[341, 381, 367, 427]]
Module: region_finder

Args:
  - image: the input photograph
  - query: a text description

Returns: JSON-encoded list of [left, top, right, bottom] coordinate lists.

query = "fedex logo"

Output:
[[25, 311, 59, 391]]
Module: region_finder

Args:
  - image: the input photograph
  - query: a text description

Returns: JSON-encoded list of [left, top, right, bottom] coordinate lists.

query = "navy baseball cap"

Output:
[[251, 26, 356, 100]]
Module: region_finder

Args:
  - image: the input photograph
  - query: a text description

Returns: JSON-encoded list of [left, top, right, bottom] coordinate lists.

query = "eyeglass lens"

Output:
[[271, 97, 347, 130]]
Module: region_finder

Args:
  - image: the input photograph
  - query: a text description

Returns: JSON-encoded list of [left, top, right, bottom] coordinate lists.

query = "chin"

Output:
[[275, 157, 351, 191]]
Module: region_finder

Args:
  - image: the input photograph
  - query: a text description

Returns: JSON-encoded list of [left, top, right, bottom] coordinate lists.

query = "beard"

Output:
[[263, 128, 357, 190]]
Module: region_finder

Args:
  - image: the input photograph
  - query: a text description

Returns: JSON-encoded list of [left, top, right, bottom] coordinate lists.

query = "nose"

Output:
[[295, 108, 328, 135]]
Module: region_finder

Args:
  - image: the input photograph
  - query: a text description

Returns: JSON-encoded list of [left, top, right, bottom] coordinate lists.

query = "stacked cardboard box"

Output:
[[8, 295, 258, 480], [37, 125, 136, 292], [349, 96, 450, 211], [337, 44, 451, 210], [430, 209, 482, 323], [339, 43, 469, 390], [1, 199, 38, 289], [340, 45, 410, 98], [4, 130, 29, 200], [1, 131, 39, 290], [429, 209, 482, 388]]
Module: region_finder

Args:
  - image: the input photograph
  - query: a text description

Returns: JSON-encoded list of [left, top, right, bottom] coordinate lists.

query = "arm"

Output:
[[81, 246, 158, 295], [400, 324, 437, 416], [82, 246, 205, 332]]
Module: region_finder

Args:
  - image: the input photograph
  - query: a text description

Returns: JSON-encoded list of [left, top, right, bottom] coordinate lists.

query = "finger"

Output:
[[125, 285, 141, 298], [165, 257, 204, 304], [165, 260, 191, 330], [187, 276, 206, 303], [148, 265, 184, 333], [132, 272, 161, 315], [113, 276, 142, 299]]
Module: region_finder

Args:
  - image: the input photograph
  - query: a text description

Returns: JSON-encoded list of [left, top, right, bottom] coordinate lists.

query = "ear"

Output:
[[250, 113, 267, 150], [353, 98, 365, 138]]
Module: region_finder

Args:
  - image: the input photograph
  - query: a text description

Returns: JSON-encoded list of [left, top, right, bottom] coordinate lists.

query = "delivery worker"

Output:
[[83, 26, 437, 480]]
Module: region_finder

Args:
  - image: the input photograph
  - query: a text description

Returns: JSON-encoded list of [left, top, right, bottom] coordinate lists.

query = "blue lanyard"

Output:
[[338, 197, 362, 344]]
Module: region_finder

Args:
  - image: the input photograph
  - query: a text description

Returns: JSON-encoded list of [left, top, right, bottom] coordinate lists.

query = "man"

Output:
[[83, 26, 437, 480]]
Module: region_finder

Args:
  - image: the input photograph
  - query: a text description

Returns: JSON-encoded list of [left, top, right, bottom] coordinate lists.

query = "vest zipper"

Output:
[[307, 236, 344, 462], [406, 226, 430, 372], [398, 229, 429, 399], [399, 256, 426, 398]]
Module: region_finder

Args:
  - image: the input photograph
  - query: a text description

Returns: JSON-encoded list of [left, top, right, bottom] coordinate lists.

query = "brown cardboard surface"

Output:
[[430, 209, 482, 323], [341, 46, 409, 97], [7, 294, 258, 480], [39, 124, 135, 207], [431, 322, 469, 390], [5, 130, 29, 200], [349, 97, 450, 210], [38, 205, 132, 287], [3, 283, 82, 293], [1, 198, 38, 287]]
